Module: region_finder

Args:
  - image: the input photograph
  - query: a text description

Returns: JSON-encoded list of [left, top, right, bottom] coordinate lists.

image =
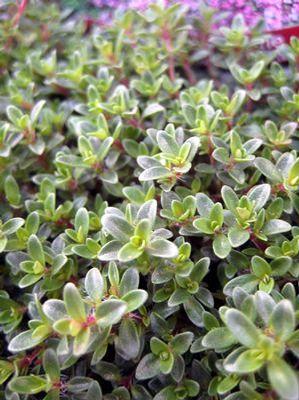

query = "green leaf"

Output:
[[271, 256, 292, 276], [184, 297, 204, 327], [28, 234, 45, 265], [53, 318, 71, 335], [168, 288, 190, 307], [116, 319, 140, 360], [251, 256, 271, 278], [263, 219, 291, 235], [4, 175, 21, 206], [135, 219, 152, 242], [98, 240, 122, 261], [150, 337, 169, 355], [142, 103, 165, 118], [0, 236, 7, 252], [228, 226, 250, 247], [101, 214, 133, 242], [42, 299, 67, 322], [147, 238, 178, 258], [86, 381, 102, 400], [8, 330, 44, 352], [2, 218, 24, 235], [170, 332, 194, 354], [288, 159, 299, 185], [269, 300, 295, 340], [267, 357, 299, 400], [202, 327, 237, 350], [193, 218, 213, 234], [9, 375, 49, 394], [135, 353, 160, 380], [85, 268, 104, 302], [247, 184, 271, 211], [74, 327, 91, 356], [217, 375, 240, 395], [259, 277, 274, 293], [213, 234, 231, 259], [210, 203, 223, 227], [43, 349, 60, 381], [139, 166, 170, 181], [254, 291, 276, 324], [196, 193, 214, 216], [0, 360, 14, 384], [121, 289, 148, 312], [254, 158, 281, 182], [75, 208, 89, 238], [30, 100, 46, 124], [96, 299, 127, 328], [185, 379, 200, 396], [19, 273, 43, 288], [6, 105, 23, 125], [118, 242, 143, 262], [225, 309, 259, 348], [63, 283, 86, 322], [221, 186, 239, 211], [159, 352, 174, 374], [119, 268, 139, 296], [157, 131, 179, 154], [233, 349, 265, 373]]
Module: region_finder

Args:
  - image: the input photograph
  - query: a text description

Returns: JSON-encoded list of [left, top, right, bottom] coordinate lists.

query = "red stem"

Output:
[[13, 0, 28, 27], [183, 59, 196, 85]]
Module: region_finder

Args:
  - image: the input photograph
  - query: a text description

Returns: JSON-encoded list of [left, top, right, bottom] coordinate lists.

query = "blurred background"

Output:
[[61, 0, 299, 30]]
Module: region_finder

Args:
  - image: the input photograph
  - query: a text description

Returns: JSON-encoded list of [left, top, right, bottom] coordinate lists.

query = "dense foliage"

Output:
[[0, 1, 299, 399]]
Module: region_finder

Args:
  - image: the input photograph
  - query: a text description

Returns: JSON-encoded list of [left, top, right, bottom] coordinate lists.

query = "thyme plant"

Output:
[[0, 1, 298, 399]]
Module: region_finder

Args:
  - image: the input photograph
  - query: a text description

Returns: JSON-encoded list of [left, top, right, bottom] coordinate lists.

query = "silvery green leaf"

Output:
[[115, 319, 140, 360], [254, 158, 282, 182], [139, 166, 170, 181], [147, 238, 178, 258], [137, 155, 162, 169], [142, 103, 165, 118], [8, 330, 43, 352], [224, 275, 259, 296], [101, 214, 133, 241], [119, 268, 139, 296], [121, 289, 148, 312], [254, 291, 276, 325], [221, 186, 238, 211], [96, 300, 127, 328], [98, 240, 122, 261], [263, 219, 291, 235], [243, 138, 262, 154], [100, 171, 118, 184], [29, 138, 45, 155], [276, 152, 296, 178], [2, 218, 24, 235], [202, 327, 237, 350], [196, 193, 214, 216], [225, 309, 259, 348], [247, 184, 271, 211], [43, 300, 67, 322], [135, 354, 160, 380], [213, 234, 231, 259], [269, 299, 295, 341], [30, 100, 46, 124], [228, 226, 250, 247], [85, 268, 104, 302], [137, 199, 157, 226], [184, 297, 204, 327], [118, 243, 143, 262], [267, 358, 299, 400]]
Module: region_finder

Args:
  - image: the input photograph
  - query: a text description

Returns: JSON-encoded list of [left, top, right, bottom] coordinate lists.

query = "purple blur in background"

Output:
[[91, 0, 299, 29]]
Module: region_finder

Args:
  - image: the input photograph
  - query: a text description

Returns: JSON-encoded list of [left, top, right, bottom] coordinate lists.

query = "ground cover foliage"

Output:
[[0, 1, 299, 399]]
